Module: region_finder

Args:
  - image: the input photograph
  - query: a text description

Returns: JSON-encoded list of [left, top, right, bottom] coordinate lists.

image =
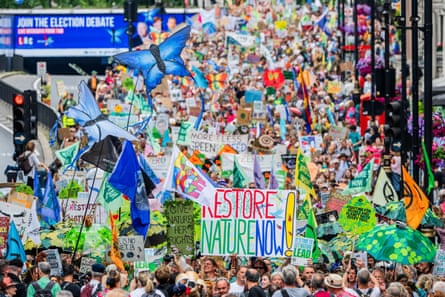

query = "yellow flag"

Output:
[[294, 149, 317, 197], [402, 166, 429, 229]]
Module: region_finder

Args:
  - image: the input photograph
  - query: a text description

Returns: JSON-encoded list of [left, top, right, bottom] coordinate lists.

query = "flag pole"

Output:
[[71, 130, 106, 263]]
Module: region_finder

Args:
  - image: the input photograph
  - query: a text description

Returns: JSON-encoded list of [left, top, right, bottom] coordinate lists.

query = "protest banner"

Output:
[[79, 257, 97, 274], [145, 155, 171, 179], [164, 200, 195, 256], [221, 153, 283, 181], [7, 191, 33, 209], [433, 249, 445, 277], [64, 195, 107, 224], [325, 191, 351, 214], [119, 236, 145, 262], [45, 249, 63, 276], [187, 131, 248, 157], [0, 217, 9, 250], [0, 202, 30, 237], [201, 189, 302, 257], [291, 237, 314, 266]]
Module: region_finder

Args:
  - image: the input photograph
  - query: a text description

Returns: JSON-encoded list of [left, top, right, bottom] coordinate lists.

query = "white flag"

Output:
[[372, 168, 399, 206]]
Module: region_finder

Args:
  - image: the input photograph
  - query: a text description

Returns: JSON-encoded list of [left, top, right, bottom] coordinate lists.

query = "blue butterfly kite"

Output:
[[65, 81, 139, 146], [113, 24, 192, 95]]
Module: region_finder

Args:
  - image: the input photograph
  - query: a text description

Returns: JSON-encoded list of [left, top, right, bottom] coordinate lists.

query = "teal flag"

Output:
[[233, 156, 247, 188], [342, 159, 375, 195], [55, 141, 80, 169], [176, 121, 193, 146], [97, 173, 123, 213]]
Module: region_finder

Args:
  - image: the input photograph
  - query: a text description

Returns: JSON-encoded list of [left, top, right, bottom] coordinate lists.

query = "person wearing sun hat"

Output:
[[1, 276, 19, 297], [324, 274, 358, 297]]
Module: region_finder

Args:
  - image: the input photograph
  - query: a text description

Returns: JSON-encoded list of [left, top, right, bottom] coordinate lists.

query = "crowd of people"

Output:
[[19, 0, 445, 297]]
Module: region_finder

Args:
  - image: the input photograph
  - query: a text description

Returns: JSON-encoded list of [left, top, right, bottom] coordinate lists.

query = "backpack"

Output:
[[354, 288, 373, 297], [17, 152, 32, 175], [80, 283, 102, 297], [32, 281, 55, 297]]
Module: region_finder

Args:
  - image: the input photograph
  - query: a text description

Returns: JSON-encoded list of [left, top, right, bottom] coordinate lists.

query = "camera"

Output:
[[164, 254, 174, 263]]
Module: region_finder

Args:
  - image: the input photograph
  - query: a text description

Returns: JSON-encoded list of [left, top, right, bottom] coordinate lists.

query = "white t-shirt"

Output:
[[229, 281, 245, 295], [130, 287, 147, 297]]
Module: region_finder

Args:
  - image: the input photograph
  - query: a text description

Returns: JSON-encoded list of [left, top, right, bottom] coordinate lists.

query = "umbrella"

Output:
[[375, 201, 406, 222], [356, 223, 437, 264], [328, 232, 359, 257], [421, 208, 444, 228]]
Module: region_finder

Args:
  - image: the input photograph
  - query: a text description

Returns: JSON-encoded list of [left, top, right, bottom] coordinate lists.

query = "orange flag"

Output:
[[109, 213, 125, 272], [402, 166, 430, 229]]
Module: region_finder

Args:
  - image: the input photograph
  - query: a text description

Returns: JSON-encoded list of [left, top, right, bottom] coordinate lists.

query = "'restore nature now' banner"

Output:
[[201, 189, 306, 257]]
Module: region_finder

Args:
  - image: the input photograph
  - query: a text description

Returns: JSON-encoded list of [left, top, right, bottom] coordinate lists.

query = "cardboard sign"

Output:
[[237, 108, 252, 126], [45, 249, 63, 276], [201, 189, 302, 257], [327, 81, 342, 94], [0, 217, 10, 250], [329, 126, 348, 140], [433, 249, 445, 277], [119, 236, 145, 262], [79, 257, 97, 274], [325, 191, 351, 214], [165, 200, 195, 256], [291, 237, 314, 266], [340, 61, 354, 72], [7, 191, 33, 209]]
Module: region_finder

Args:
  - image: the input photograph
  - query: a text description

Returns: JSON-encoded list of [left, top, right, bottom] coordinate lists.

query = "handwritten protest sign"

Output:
[[79, 257, 97, 274], [433, 249, 445, 277], [145, 155, 171, 179], [187, 131, 248, 157], [327, 81, 342, 94], [0, 217, 9, 250], [329, 126, 348, 141], [291, 237, 314, 266], [119, 236, 145, 262], [221, 153, 283, 181], [64, 196, 107, 224], [165, 200, 195, 256], [202, 189, 303, 257], [45, 249, 62, 276]]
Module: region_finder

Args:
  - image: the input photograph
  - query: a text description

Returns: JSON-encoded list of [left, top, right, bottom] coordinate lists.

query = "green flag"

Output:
[[55, 141, 80, 169], [421, 141, 435, 194], [298, 193, 321, 261], [233, 156, 247, 188], [342, 159, 375, 195], [97, 173, 123, 213], [176, 121, 194, 146]]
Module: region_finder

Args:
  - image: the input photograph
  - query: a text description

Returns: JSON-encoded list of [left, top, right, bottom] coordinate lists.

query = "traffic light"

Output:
[[12, 93, 29, 157], [124, 0, 138, 23], [25, 90, 38, 140], [384, 100, 404, 151]]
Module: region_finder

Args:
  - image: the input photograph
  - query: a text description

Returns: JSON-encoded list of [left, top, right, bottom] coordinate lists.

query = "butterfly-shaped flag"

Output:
[[206, 73, 227, 90], [65, 81, 139, 146], [150, 32, 170, 45], [113, 24, 192, 95], [263, 69, 285, 89]]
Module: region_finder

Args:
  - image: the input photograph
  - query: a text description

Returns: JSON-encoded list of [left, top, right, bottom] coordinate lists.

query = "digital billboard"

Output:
[[13, 11, 193, 57], [0, 15, 13, 56]]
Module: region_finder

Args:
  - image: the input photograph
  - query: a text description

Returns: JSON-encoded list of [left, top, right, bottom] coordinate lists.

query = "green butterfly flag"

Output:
[[342, 159, 374, 195], [97, 173, 123, 214], [338, 195, 376, 235], [55, 141, 80, 170]]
